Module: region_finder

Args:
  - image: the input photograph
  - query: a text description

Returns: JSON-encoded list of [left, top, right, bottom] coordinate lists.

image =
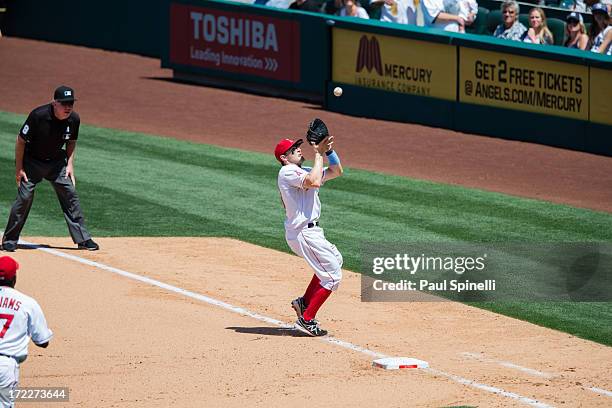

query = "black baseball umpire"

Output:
[[1, 85, 99, 252]]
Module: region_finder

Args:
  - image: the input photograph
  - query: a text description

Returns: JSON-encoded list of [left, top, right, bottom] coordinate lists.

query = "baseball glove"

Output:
[[306, 118, 329, 145]]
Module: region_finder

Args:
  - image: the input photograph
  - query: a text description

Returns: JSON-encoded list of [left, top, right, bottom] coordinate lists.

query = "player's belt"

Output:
[[307, 222, 319, 228]]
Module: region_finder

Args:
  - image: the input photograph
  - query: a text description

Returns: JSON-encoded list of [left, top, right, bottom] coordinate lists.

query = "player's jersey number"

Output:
[[0, 314, 15, 338]]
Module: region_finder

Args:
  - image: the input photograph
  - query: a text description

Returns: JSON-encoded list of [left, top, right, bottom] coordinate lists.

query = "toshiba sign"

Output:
[[170, 4, 301, 82]]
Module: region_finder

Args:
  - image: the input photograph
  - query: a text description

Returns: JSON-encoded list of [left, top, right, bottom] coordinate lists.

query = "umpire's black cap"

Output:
[[54, 85, 76, 102]]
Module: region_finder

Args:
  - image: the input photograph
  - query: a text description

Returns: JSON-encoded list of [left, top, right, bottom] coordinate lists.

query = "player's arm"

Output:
[[303, 148, 325, 189], [322, 136, 343, 182], [29, 301, 54, 348]]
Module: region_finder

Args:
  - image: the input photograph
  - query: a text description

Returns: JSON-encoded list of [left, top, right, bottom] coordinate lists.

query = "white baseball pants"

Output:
[[286, 226, 343, 291], [0, 356, 18, 408]]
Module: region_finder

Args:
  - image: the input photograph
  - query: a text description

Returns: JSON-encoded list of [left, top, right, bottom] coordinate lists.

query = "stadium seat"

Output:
[[466, 7, 491, 35], [486, 9, 503, 35], [519, 13, 530, 29], [547, 18, 566, 45], [365, 0, 381, 20]]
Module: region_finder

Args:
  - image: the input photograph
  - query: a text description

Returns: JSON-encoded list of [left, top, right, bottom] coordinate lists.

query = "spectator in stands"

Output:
[[289, 0, 325, 12], [590, 3, 612, 54], [422, 0, 465, 32], [337, 0, 370, 17], [266, 0, 297, 9], [523, 7, 554, 44], [458, 0, 479, 33], [582, 0, 612, 13], [493, 1, 527, 41], [324, 0, 341, 14], [559, 0, 587, 13], [564, 11, 589, 49], [371, 0, 417, 25]]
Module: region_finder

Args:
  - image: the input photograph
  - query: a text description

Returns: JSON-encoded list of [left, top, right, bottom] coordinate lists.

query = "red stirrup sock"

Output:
[[302, 274, 321, 306], [303, 286, 332, 321]]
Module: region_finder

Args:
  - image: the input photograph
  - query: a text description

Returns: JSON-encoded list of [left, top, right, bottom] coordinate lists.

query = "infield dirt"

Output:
[[15, 237, 612, 407]]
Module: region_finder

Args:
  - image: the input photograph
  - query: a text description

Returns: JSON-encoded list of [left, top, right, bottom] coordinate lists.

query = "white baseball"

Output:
[[333, 87, 343, 97]]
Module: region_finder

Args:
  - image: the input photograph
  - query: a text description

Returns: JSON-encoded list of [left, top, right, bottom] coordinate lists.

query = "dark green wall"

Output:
[[4, 0, 165, 57]]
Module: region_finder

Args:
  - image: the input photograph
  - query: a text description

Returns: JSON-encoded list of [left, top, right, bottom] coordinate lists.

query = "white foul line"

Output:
[[22, 240, 554, 407], [588, 387, 612, 398], [462, 352, 612, 399], [424, 368, 553, 408], [461, 352, 554, 378]]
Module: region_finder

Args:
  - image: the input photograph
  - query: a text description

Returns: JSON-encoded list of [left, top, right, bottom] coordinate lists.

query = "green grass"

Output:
[[1, 111, 611, 345]]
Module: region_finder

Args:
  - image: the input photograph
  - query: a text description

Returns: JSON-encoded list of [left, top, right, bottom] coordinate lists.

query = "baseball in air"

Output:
[[333, 87, 343, 97]]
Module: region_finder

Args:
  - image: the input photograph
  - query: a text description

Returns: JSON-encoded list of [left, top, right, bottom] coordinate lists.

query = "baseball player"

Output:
[[1, 85, 99, 252], [275, 124, 344, 337], [0, 256, 53, 407]]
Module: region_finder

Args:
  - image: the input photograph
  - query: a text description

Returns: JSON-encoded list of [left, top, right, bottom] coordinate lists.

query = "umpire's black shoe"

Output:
[[78, 239, 99, 251], [291, 297, 307, 318], [1, 242, 16, 252], [296, 317, 328, 337]]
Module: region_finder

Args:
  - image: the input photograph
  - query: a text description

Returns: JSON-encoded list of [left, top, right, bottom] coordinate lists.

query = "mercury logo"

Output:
[[356, 35, 383, 76]]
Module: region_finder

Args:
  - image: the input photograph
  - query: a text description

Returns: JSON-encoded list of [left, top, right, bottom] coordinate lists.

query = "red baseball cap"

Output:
[[0, 256, 18, 280], [274, 138, 303, 163]]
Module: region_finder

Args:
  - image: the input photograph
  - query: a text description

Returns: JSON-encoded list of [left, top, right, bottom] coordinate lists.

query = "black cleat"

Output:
[[295, 316, 328, 337], [291, 297, 306, 318], [1, 242, 16, 252], [78, 239, 99, 251]]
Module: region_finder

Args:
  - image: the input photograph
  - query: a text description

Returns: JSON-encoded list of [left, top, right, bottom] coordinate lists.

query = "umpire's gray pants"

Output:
[[2, 153, 91, 247]]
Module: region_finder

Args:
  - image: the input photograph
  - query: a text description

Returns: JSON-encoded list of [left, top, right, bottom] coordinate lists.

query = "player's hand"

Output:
[[323, 135, 334, 153], [15, 169, 28, 186], [313, 136, 332, 155], [66, 165, 76, 186]]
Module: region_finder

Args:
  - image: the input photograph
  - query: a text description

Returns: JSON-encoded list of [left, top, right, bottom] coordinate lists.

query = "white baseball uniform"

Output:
[[278, 164, 343, 291], [0, 286, 53, 407]]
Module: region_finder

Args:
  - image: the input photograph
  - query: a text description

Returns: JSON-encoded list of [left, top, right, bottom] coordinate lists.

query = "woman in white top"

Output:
[[589, 3, 612, 55], [337, 0, 370, 18]]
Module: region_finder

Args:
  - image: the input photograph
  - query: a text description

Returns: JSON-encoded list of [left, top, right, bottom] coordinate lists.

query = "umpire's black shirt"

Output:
[[19, 104, 80, 161]]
